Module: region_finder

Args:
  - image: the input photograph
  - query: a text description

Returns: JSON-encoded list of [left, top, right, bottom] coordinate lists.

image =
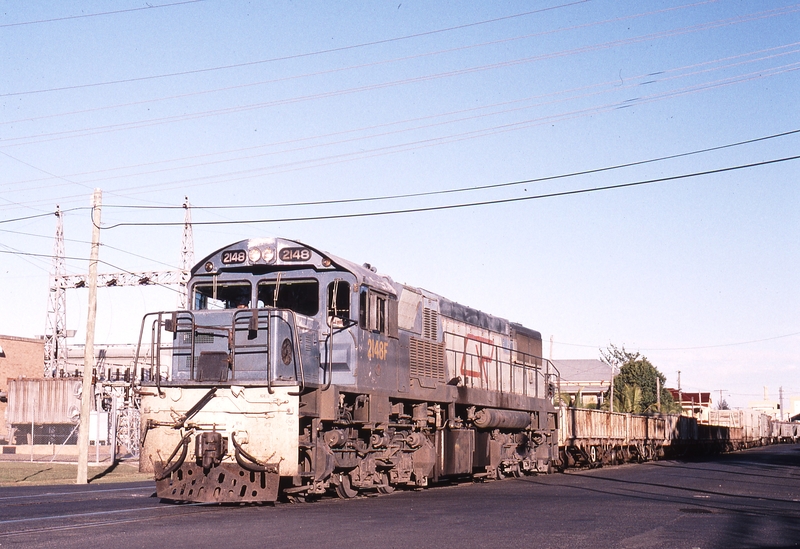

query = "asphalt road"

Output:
[[1, 444, 798, 549]]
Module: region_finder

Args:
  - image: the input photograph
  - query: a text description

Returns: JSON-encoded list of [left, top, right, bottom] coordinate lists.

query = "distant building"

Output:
[[0, 334, 45, 442], [552, 359, 612, 408], [667, 389, 712, 421], [748, 387, 781, 420], [66, 343, 167, 383], [789, 396, 800, 422]]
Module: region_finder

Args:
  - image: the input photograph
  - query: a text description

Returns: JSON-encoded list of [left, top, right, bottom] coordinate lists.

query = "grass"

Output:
[[0, 460, 152, 487]]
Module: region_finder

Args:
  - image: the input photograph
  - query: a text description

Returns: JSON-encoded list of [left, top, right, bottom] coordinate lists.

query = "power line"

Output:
[[0, 1, 589, 97], [0, 207, 87, 225], [0, 249, 183, 295], [0, 1, 713, 132], [27, 58, 798, 201], [102, 129, 800, 212], [639, 332, 800, 351], [0, 228, 181, 270], [98, 153, 800, 228], [0, 1, 203, 28], [5, 6, 796, 149], [556, 331, 800, 351]]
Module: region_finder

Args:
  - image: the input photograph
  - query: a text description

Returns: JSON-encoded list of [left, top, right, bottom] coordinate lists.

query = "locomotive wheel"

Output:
[[334, 473, 358, 499], [376, 473, 395, 495]]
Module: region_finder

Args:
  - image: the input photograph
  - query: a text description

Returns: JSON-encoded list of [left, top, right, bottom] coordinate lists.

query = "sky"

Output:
[[1, 0, 798, 410]]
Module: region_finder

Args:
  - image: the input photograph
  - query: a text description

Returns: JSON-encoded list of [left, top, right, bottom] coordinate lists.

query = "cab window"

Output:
[[257, 278, 319, 316], [193, 282, 251, 310], [327, 280, 351, 327], [360, 288, 389, 333]]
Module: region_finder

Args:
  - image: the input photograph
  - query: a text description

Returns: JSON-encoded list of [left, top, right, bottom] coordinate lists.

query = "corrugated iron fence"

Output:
[[3, 378, 139, 462]]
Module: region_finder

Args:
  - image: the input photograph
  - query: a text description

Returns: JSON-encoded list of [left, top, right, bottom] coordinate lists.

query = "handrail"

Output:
[[442, 330, 560, 401], [135, 311, 197, 394], [286, 310, 306, 396], [231, 307, 306, 394], [322, 318, 357, 392]]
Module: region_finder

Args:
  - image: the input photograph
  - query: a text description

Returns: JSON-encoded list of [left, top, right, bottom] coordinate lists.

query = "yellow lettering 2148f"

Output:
[[367, 338, 388, 361]]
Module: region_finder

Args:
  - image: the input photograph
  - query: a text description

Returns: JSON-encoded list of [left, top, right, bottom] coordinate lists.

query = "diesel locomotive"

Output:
[[136, 237, 560, 503]]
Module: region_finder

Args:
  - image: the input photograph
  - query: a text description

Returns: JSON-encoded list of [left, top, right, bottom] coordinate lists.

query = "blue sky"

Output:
[[1, 1, 798, 409]]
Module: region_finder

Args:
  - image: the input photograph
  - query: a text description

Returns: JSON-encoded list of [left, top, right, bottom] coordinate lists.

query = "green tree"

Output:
[[601, 345, 680, 414]]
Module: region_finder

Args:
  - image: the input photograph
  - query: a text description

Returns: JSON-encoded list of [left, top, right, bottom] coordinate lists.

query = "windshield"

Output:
[[193, 282, 251, 310], [258, 278, 319, 316]]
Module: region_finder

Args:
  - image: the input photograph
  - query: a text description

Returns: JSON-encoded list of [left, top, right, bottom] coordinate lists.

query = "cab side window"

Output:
[[327, 280, 351, 327], [359, 288, 398, 338]]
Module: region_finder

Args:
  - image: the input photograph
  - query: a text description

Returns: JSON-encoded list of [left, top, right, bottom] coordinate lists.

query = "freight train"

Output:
[[558, 407, 798, 469], [134, 237, 797, 503]]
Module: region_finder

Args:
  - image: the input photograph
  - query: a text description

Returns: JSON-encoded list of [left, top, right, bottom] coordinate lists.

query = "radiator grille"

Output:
[[422, 307, 438, 340], [183, 332, 214, 344], [409, 338, 445, 380]]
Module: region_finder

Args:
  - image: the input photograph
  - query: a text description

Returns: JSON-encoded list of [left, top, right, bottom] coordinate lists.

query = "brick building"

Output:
[[0, 335, 45, 442]]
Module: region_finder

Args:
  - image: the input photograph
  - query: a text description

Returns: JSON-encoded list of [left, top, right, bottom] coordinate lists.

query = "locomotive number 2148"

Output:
[[280, 247, 311, 262]]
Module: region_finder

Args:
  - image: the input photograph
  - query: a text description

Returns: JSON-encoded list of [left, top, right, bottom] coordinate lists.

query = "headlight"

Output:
[[261, 247, 276, 263], [248, 248, 261, 262]]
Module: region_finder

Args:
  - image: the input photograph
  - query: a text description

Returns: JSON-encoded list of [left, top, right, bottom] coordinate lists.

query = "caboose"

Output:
[[137, 237, 559, 502]]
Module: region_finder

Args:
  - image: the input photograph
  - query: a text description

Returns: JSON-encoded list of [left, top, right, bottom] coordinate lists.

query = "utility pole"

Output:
[[657, 377, 661, 413], [677, 370, 682, 415], [779, 386, 784, 421], [610, 363, 614, 414], [717, 389, 727, 410], [77, 189, 102, 485]]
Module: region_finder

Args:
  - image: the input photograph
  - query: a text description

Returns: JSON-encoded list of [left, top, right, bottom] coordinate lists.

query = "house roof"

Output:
[[552, 359, 612, 394], [667, 389, 712, 405], [553, 359, 612, 382]]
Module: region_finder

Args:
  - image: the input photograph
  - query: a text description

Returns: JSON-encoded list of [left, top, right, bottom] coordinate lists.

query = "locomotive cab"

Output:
[[136, 238, 357, 502]]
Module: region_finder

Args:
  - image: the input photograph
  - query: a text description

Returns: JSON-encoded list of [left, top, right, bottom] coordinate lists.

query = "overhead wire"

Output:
[[0, 227, 181, 270], [5, 48, 797, 208], [4, 126, 797, 222], [2, 5, 797, 214], [98, 154, 800, 228], [0, 249, 183, 295], [92, 63, 800, 199], [0, 1, 711, 130], [554, 331, 800, 352], [3, 4, 797, 148], [8, 41, 799, 193], [0, 1, 590, 98], [0, 1, 203, 28], [98, 129, 800, 212], [0, 207, 87, 225], [10, 53, 796, 210]]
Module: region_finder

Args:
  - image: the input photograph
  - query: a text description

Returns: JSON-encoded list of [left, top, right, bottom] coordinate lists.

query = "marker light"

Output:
[[261, 247, 276, 263]]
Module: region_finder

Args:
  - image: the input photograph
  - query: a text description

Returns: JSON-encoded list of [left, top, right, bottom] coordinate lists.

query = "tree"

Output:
[[717, 399, 730, 410], [600, 344, 680, 414], [614, 384, 644, 414]]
